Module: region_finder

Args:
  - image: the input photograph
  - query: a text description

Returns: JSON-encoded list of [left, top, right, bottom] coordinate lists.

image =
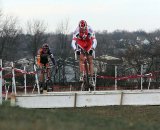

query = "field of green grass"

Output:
[[0, 101, 160, 130]]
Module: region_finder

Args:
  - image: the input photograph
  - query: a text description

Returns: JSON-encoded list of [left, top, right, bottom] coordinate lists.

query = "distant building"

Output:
[[95, 55, 122, 64], [136, 36, 150, 45]]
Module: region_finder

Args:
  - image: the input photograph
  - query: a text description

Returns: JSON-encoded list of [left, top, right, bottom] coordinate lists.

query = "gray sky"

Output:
[[1, 0, 160, 33]]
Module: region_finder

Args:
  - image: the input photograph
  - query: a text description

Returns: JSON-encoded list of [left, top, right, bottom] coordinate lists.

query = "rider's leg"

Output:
[[39, 65, 44, 93], [47, 69, 50, 80], [46, 64, 51, 80], [87, 55, 95, 87], [39, 64, 44, 85], [40, 71, 44, 82], [79, 53, 85, 73], [46, 64, 52, 91], [88, 55, 93, 76]]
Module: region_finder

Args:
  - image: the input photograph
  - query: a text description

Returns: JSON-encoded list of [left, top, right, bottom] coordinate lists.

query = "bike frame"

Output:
[[75, 49, 94, 91], [81, 50, 90, 91], [32, 65, 54, 93], [41, 66, 49, 81], [41, 65, 53, 91]]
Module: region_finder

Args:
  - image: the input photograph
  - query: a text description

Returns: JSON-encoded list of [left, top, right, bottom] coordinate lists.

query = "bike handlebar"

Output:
[[74, 49, 95, 60]]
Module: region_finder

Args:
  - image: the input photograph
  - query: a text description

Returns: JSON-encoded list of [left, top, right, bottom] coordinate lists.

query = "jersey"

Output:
[[37, 48, 56, 66], [71, 25, 97, 52]]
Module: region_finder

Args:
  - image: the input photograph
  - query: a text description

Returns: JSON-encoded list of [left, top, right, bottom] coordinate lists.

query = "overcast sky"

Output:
[[1, 0, 160, 33]]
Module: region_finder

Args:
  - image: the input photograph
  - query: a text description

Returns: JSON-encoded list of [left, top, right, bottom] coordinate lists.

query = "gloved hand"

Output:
[[75, 50, 80, 55], [89, 49, 93, 55]]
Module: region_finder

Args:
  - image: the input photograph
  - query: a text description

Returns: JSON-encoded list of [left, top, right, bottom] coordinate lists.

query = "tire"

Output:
[[46, 79, 53, 92], [84, 60, 89, 91]]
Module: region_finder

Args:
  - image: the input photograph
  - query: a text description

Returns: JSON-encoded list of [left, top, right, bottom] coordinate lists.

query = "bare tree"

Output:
[[0, 15, 21, 60], [55, 18, 70, 58], [96, 32, 113, 56], [54, 18, 71, 84], [26, 19, 47, 63]]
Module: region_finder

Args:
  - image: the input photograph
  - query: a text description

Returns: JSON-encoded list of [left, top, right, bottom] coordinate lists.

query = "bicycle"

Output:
[[75, 49, 96, 91], [39, 65, 53, 94]]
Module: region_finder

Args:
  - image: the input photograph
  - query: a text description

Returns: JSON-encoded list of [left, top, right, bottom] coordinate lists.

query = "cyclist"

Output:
[[71, 20, 97, 82], [37, 43, 57, 93]]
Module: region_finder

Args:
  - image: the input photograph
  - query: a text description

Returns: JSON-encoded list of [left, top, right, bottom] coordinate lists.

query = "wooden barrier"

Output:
[[15, 89, 160, 108]]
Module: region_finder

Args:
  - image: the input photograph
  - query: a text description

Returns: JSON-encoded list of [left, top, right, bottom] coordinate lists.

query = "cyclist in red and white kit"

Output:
[[71, 20, 97, 81]]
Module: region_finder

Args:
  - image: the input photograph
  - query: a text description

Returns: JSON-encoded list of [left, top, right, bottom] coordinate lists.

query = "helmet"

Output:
[[42, 43, 49, 49], [42, 43, 49, 53], [79, 20, 87, 32]]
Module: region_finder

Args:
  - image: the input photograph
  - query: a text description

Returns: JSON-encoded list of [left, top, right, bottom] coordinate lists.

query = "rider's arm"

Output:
[[36, 48, 42, 66], [71, 28, 79, 51], [88, 26, 97, 50], [92, 38, 97, 50], [50, 54, 56, 66], [71, 40, 77, 51], [48, 50, 56, 66]]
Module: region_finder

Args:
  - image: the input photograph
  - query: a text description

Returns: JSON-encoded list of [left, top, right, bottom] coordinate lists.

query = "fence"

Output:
[[1, 58, 160, 105], [96, 63, 160, 90], [0, 59, 40, 104]]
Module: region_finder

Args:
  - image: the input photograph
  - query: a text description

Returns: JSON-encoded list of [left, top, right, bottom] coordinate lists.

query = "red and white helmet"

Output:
[[79, 20, 87, 32]]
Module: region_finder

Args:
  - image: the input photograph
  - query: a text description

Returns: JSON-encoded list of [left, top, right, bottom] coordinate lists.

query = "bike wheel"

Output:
[[46, 79, 53, 92], [84, 60, 89, 91], [44, 82, 47, 90], [39, 82, 44, 94]]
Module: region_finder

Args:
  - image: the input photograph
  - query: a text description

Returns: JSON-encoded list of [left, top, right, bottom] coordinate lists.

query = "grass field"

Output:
[[0, 101, 160, 130]]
